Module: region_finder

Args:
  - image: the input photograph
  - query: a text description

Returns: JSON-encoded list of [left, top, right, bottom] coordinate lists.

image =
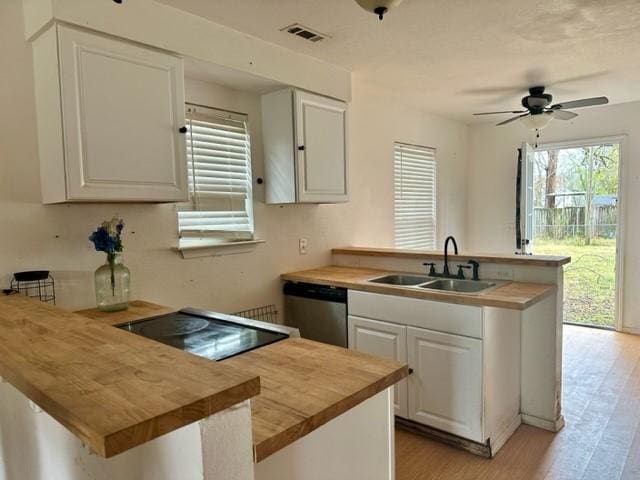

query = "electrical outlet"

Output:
[[299, 238, 308, 255], [495, 269, 514, 280]]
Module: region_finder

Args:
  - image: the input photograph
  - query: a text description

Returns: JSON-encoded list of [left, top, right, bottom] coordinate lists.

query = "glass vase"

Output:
[[95, 253, 130, 312]]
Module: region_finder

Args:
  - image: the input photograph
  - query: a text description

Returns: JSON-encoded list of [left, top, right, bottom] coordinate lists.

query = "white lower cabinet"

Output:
[[348, 290, 521, 452], [348, 315, 408, 418], [406, 326, 483, 442]]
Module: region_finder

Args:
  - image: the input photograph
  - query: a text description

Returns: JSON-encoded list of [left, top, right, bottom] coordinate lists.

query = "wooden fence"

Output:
[[534, 205, 617, 240]]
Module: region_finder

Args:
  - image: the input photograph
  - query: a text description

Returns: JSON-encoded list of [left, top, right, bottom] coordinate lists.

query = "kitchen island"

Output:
[[0, 296, 406, 480]]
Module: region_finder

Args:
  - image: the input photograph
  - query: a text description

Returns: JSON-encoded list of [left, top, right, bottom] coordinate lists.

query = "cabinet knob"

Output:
[[408, 368, 414, 375], [298, 145, 305, 151], [179, 126, 188, 134]]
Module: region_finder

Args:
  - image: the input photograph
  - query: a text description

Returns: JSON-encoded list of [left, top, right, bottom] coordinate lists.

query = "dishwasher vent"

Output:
[[281, 24, 328, 43]]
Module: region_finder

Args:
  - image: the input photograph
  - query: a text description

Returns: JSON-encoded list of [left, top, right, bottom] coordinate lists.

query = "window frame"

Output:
[[393, 141, 437, 250], [178, 103, 255, 242]]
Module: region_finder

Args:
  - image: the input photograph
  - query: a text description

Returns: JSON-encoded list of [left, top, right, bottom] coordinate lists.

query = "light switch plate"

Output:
[[299, 238, 308, 255]]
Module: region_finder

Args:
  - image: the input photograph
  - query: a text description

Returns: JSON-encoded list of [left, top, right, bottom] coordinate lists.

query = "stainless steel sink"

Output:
[[419, 278, 497, 293], [368, 273, 501, 295], [368, 274, 432, 286]]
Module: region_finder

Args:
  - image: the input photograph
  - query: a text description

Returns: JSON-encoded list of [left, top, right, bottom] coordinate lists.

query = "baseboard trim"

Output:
[[521, 413, 565, 432], [489, 414, 522, 457], [395, 417, 491, 458], [622, 327, 640, 335]]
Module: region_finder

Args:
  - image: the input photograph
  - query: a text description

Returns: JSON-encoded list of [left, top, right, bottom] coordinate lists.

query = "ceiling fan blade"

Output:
[[552, 110, 578, 120], [550, 96, 609, 110], [473, 110, 526, 115], [496, 113, 530, 126]]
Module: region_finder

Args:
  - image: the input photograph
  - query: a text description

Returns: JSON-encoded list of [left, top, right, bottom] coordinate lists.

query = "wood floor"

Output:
[[396, 325, 640, 480]]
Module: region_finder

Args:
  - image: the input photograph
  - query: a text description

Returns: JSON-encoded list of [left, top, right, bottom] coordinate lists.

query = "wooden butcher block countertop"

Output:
[[0, 294, 260, 458], [77, 301, 408, 462], [281, 265, 556, 310], [76, 300, 174, 326], [223, 338, 407, 462]]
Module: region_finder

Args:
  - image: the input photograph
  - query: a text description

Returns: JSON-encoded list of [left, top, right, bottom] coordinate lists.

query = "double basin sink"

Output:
[[368, 274, 498, 294]]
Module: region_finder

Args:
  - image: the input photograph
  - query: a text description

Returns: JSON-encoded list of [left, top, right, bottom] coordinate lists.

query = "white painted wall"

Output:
[[255, 388, 394, 480], [0, 0, 469, 315], [466, 101, 640, 331], [349, 75, 470, 248], [0, 380, 254, 480]]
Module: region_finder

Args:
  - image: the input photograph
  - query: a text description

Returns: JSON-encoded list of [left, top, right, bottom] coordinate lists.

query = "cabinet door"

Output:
[[407, 326, 483, 442], [294, 91, 348, 203], [348, 315, 408, 418], [58, 26, 188, 202]]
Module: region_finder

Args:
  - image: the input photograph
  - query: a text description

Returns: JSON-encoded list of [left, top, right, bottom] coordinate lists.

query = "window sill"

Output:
[[174, 239, 265, 259]]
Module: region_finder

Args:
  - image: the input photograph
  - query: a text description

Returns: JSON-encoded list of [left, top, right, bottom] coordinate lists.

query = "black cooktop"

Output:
[[118, 311, 288, 361]]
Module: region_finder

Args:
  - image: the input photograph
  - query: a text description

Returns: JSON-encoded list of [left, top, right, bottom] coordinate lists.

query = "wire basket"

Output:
[[233, 304, 278, 324], [10, 271, 56, 305]]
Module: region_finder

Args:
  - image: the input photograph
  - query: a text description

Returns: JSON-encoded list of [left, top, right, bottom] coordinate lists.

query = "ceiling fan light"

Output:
[[354, 0, 405, 19], [520, 112, 553, 130]]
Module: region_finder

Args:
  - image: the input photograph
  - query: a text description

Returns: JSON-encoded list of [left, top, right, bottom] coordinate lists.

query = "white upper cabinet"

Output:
[[31, 24, 188, 203], [261, 89, 348, 204], [294, 91, 348, 203]]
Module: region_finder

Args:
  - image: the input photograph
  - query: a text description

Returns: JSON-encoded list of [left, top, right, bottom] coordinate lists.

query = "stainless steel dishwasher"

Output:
[[283, 282, 348, 347]]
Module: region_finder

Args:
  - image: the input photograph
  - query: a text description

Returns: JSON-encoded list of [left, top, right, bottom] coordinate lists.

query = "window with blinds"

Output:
[[178, 104, 254, 240], [394, 142, 437, 249]]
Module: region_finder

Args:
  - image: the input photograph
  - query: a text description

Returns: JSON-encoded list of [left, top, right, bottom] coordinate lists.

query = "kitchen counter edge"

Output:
[[0, 295, 260, 458], [333, 246, 571, 267]]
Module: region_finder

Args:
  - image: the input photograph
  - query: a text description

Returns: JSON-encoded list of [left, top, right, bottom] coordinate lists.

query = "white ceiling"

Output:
[[159, 0, 640, 123]]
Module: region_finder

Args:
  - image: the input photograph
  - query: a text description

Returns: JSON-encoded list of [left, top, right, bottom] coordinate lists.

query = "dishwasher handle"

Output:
[[283, 282, 347, 303]]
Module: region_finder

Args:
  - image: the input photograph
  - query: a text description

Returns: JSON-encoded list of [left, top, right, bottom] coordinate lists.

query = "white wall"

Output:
[[466, 101, 640, 331], [0, 0, 469, 315], [0, 380, 254, 480], [255, 388, 394, 480], [349, 75, 470, 247]]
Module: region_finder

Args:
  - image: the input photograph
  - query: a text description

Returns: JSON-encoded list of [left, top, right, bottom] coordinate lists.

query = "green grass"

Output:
[[534, 238, 617, 327]]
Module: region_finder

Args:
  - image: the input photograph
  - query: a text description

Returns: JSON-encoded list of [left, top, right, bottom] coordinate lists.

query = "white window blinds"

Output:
[[178, 104, 254, 238], [394, 142, 437, 249]]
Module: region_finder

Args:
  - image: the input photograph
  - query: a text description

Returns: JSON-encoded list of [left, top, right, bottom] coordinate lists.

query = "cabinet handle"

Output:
[[298, 145, 305, 151], [408, 368, 414, 375], [179, 126, 188, 134]]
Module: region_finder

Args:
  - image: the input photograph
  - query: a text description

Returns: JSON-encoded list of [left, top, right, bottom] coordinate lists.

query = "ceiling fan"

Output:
[[473, 86, 609, 129]]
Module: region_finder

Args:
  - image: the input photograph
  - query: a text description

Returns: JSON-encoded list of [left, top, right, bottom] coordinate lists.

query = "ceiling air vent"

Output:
[[281, 24, 328, 43]]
